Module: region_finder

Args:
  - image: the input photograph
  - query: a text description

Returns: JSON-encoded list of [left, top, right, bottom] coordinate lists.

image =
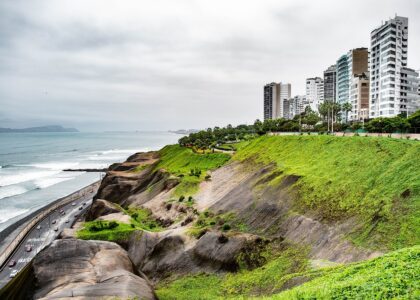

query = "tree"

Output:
[[408, 110, 420, 133], [342, 102, 352, 124]]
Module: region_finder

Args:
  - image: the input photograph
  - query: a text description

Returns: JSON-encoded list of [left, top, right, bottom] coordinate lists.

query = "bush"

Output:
[[179, 195, 185, 202], [222, 223, 231, 231]]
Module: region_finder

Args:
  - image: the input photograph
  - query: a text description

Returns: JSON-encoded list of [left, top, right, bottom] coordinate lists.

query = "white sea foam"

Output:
[[0, 185, 29, 199], [0, 170, 59, 187], [33, 177, 74, 189], [28, 162, 80, 170], [0, 207, 30, 224]]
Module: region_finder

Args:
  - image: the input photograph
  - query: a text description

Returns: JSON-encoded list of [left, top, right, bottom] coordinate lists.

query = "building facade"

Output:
[[263, 82, 291, 120], [401, 67, 420, 115], [282, 95, 309, 120], [370, 16, 409, 117], [324, 65, 337, 103], [305, 77, 324, 112], [349, 72, 370, 121], [336, 48, 369, 105]]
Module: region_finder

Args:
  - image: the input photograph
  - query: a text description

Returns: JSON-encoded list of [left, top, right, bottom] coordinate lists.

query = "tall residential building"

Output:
[[282, 95, 309, 120], [263, 82, 291, 120], [324, 65, 337, 103], [349, 72, 370, 121], [370, 16, 409, 117], [336, 48, 369, 105], [401, 67, 420, 115], [306, 77, 324, 112]]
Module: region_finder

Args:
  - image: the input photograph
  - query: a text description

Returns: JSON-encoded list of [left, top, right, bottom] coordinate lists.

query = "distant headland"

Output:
[[168, 129, 199, 135], [0, 125, 79, 133]]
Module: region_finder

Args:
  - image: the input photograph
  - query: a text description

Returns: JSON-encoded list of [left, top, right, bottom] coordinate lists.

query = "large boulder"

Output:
[[127, 230, 268, 282], [32, 239, 156, 300], [86, 198, 122, 221]]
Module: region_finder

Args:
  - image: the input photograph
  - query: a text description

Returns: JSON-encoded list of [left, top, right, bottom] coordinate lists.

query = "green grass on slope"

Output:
[[156, 246, 420, 300], [234, 136, 420, 250], [77, 208, 163, 241], [268, 245, 420, 300], [156, 246, 308, 300], [157, 145, 231, 196]]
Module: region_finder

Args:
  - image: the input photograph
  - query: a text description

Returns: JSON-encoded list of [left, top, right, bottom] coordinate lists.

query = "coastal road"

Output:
[[0, 193, 94, 289]]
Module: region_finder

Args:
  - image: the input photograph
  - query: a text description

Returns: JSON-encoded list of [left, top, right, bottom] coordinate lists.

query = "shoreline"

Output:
[[0, 180, 101, 250]]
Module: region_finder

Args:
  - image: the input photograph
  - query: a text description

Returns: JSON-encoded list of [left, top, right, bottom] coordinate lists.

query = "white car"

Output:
[[36, 225, 41, 230], [9, 269, 18, 278]]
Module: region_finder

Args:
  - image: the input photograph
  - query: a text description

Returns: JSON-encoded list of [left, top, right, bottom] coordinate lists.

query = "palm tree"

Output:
[[342, 102, 352, 124]]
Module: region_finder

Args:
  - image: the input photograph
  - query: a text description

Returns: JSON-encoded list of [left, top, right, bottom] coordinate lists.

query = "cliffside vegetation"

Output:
[[156, 145, 231, 197], [77, 208, 163, 241], [234, 135, 419, 250], [157, 245, 419, 300]]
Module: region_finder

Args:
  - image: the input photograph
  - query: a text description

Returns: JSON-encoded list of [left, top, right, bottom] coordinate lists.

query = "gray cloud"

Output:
[[0, 0, 419, 131]]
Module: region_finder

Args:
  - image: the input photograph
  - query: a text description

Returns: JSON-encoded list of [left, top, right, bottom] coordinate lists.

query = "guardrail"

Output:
[[0, 182, 100, 270]]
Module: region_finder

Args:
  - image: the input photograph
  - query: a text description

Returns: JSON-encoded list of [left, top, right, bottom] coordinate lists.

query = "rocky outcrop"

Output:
[[86, 198, 123, 221], [32, 239, 156, 300], [195, 161, 381, 263], [127, 230, 268, 282], [94, 166, 179, 208]]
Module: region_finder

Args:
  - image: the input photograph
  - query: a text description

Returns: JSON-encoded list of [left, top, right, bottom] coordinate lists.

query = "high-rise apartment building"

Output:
[[401, 67, 420, 115], [336, 48, 369, 105], [324, 65, 337, 103], [263, 82, 291, 120], [282, 95, 309, 120], [370, 16, 409, 117], [349, 72, 370, 121], [306, 77, 324, 112]]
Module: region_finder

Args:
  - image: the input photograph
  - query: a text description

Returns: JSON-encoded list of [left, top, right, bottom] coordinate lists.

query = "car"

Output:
[[52, 220, 57, 224], [59, 209, 64, 213], [9, 269, 18, 278], [25, 245, 32, 252], [36, 225, 41, 230], [54, 227, 58, 232], [61, 212, 66, 216], [65, 220, 70, 223], [82, 202, 86, 206], [78, 206, 83, 210], [71, 202, 76, 206], [74, 214, 79, 218], [8, 260, 16, 268]]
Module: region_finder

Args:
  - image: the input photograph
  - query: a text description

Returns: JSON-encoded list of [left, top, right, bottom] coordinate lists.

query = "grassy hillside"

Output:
[[156, 145, 231, 196], [268, 245, 420, 300], [156, 246, 419, 300], [234, 135, 420, 250]]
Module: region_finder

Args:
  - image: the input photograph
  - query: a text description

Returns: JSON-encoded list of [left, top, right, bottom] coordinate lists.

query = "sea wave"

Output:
[[33, 177, 74, 189], [28, 162, 80, 170], [0, 185, 29, 199], [0, 207, 30, 224], [0, 170, 59, 187]]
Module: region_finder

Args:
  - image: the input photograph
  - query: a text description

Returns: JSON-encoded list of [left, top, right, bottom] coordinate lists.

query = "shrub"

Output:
[[179, 195, 185, 202], [222, 223, 231, 231]]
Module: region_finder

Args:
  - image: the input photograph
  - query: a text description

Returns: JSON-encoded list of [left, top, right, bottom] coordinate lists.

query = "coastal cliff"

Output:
[[28, 136, 419, 299]]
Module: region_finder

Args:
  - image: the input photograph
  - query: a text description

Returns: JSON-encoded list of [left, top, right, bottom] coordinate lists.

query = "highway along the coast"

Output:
[[0, 184, 98, 290]]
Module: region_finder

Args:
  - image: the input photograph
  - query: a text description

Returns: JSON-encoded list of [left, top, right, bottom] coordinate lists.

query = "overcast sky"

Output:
[[0, 0, 419, 131]]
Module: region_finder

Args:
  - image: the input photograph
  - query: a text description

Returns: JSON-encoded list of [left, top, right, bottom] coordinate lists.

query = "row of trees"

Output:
[[178, 109, 420, 149]]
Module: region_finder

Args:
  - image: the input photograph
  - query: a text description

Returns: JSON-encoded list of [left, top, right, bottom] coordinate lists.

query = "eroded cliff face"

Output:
[[31, 149, 381, 297], [32, 239, 156, 300]]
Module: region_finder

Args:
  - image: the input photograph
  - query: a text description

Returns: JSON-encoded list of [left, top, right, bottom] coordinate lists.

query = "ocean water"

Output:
[[0, 131, 180, 232]]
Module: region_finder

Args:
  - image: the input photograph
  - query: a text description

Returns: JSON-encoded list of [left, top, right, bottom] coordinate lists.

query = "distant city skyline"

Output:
[[1, 0, 420, 131]]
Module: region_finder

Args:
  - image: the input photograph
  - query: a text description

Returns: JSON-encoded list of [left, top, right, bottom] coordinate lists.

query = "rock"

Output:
[[127, 230, 268, 282], [86, 199, 122, 221], [97, 212, 132, 224], [33, 239, 156, 300]]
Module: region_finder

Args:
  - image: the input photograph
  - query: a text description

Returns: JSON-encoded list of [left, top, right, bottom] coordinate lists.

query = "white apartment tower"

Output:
[[263, 82, 291, 120], [370, 16, 409, 117], [306, 77, 324, 112]]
